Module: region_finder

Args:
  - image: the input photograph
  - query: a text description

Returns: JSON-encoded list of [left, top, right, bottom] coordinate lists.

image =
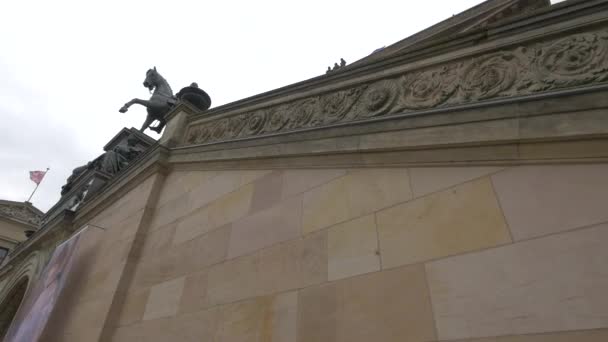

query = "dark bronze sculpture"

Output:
[[99, 135, 145, 175], [119, 67, 176, 133], [326, 58, 347, 74], [60, 135, 146, 196], [60, 163, 92, 196]]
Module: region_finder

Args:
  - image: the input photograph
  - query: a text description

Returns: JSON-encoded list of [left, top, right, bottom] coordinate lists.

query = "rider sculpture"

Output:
[[119, 67, 176, 133]]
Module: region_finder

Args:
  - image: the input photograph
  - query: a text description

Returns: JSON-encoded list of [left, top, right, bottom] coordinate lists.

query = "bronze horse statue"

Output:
[[119, 67, 176, 133]]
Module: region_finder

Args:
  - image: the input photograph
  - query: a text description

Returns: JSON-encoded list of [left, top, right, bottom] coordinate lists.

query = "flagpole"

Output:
[[27, 168, 49, 203]]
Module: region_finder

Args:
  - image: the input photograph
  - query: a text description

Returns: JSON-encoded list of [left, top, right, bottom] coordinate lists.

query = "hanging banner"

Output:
[[3, 228, 85, 342]]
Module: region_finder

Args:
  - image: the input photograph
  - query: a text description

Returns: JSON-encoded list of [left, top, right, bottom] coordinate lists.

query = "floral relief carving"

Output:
[[315, 87, 366, 124], [353, 80, 400, 118], [400, 65, 459, 109], [185, 30, 608, 145], [460, 51, 523, 100], [289, 98, 317, 128], [266, 107, 291, 133], [535, 32, 608, 88]]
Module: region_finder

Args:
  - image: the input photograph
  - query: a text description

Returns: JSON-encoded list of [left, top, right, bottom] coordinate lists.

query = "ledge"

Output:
[[169, 83, 608, 169]]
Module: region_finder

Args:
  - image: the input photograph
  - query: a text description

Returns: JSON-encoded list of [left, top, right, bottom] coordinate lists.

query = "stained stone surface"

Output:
[[376, 178, 511, 268], [491, 164, 608, 241], [298, 265, 436, 342], [427, 224, 608, 340], [327, 214, 380, 281], [143, 277, 185, 321], [302, 168, 411, 234]]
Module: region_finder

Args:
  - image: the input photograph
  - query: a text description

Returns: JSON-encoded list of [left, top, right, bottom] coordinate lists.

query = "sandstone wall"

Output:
[[82, 163, 608, 342], [39, 174, 161, 341]]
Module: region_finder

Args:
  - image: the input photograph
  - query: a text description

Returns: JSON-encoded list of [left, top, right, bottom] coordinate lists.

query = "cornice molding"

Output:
[[170, 82, 608, 169]]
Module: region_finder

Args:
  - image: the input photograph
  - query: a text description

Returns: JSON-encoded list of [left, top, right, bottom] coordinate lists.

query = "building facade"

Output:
[[0, 201, 42, 263], [2, 0, 608, 341]]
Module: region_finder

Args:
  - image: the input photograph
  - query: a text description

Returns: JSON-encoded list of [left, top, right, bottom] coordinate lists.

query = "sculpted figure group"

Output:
[[60, 135, 145, 196]]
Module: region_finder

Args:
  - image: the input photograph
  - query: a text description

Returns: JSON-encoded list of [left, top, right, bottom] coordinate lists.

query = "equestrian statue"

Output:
[[119, 67, 176, 133]]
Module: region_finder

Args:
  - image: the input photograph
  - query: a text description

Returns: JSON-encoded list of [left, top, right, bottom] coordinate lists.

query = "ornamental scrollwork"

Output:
[[462, 52, 518, 100], [185, 30, 608, 145], [353, 80, 400, 118], [535, 32, 608, 89], [400, 64, 459, 109]]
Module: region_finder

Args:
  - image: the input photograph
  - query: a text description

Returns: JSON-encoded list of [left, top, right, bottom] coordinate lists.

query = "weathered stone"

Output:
[[207, 232, 327, 305], [298, 265, 436, 342], [249, 171, 284, 213], [178, 269, 209, 315], [281, 169, 346, 199], [491, 164, 608, 241], [377, 178, 511, 268], [227, 196, 302, 259], [426, 223, 608, 340], [215, 291, 297, 342], [143, 277, 185, 321], [328, 214, 380, 281], [409, 166, 504, 198], [302, 168, 411, 234], [117, 288, 150, 326]]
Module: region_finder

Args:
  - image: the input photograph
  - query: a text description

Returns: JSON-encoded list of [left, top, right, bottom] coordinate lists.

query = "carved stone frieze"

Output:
[[535, 32, 608, 89], [185, 30, 608, 145], [0, 204, 41, 226]]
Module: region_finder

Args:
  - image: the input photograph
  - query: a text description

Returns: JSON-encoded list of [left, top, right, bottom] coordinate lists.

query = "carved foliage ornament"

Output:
[[186, 31, 608, 145]]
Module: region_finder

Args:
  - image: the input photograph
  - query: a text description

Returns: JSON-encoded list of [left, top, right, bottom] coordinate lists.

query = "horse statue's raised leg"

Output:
[[119, 98, 150, 113], [119, 68, 176, 134]]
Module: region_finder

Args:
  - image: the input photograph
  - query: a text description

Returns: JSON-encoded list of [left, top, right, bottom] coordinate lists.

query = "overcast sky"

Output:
[[0, 0, 565, 212]]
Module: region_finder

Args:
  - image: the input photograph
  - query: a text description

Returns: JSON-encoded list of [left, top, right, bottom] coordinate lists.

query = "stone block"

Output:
[[132, 226, 230, 289], [156, 170, 218, 208], [215, 291, 297, 342], [250, 171, 284, 213], [298, 265, 436, 342], [113, 208, 146, 242], [302, 168, 411, 234], [112, 308, 219, 342], [281, 169, 346, 199], [228, 196, 302, 259], [426, 223, 608, 340], [51, 295, 113, 341], [140, 221, 176, 259], [377, 178, 511, 268], [172, 207, 211, 245], [328, 214, 380, 281], [207, 183, 254, 230], [143, 277, 185, 321], [491, 164, 608, 241], [207, 232, 327, 305], [410, 166, 504, 198], [187, 170, 269, 212], [178, 269, 209, 315], [72, 261, 126, 303], [117, 288, 150, 326], [148, 194, 190, 231]]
